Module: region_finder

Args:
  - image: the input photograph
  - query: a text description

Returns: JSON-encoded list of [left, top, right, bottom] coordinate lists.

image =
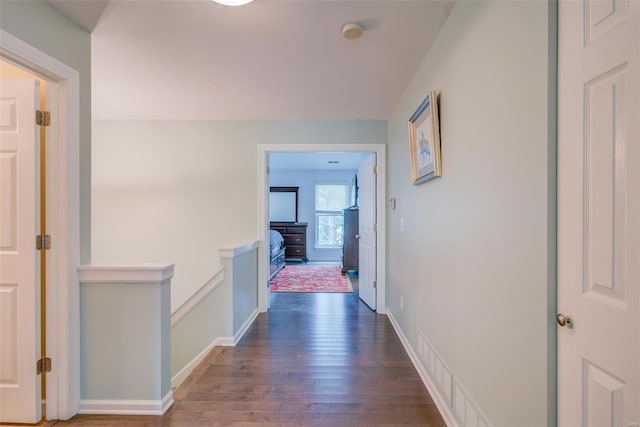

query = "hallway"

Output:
[[52, 279, 445, 426]]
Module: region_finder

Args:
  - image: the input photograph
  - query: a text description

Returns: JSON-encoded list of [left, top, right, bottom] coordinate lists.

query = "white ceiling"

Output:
[[270, 151, 366, 171], [79, 0, 454, 120]]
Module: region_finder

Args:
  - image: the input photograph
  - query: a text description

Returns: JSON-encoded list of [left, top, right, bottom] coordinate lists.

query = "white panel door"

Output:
[[358, 153, 376, 310], [558, 1, 639, 426], [0, 79, 41, 423]]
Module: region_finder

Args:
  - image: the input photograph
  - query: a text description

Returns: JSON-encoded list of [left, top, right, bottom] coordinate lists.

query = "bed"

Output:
[[269, 230, 286, 279]]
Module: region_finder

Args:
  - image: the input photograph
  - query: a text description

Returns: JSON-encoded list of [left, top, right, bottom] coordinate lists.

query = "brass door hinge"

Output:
[[36, 234, 51, 250], [373, 165, 377, 174], [36, 357, 51, 375], [373, 280, 377, 289], [36, 110, 51, 127]]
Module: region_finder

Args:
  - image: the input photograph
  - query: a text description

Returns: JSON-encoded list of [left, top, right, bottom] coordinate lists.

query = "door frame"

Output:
[[257, 144, 386, 313], [1, 29, 81, 421]]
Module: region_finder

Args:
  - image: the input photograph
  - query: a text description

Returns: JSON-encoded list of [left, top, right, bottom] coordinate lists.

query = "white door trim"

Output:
[[1, 29, 81, 421], [257, 144, 386, 313]]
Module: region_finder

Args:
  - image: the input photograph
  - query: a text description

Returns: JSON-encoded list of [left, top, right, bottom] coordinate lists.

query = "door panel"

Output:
[[358, 153, 376, 310], [583, 361, 625, 427], [0, 79, 41, 423], [557, 1, 639, 425], [584, 65, 628, 306]]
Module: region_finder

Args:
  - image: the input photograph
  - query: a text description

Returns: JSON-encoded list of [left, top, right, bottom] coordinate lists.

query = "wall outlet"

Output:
[[400, 218, 405, 232]]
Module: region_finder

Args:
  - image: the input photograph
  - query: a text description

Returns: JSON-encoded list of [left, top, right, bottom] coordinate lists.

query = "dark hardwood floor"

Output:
[[50, 273, 445, 426]]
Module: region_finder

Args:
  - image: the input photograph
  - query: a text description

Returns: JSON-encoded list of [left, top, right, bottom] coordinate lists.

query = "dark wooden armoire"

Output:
[[341, 207, 359, 274]]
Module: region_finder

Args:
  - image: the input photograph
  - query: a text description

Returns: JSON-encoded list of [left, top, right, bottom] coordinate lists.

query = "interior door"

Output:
[[0, 78, 41, 423], [358, 153, 376, 310], [557, 1, 639, 425]]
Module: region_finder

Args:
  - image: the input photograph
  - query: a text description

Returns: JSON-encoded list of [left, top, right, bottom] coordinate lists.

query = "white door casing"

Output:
[[265, 151, 271, 311], [1, 29, 82, 421], [557, 0, 639, 425], [0, 78, 41, 423], [358, 153, 376, 310]]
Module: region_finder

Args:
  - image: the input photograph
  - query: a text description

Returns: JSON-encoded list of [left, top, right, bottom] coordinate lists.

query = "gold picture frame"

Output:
[[408, 91, 441, 184]]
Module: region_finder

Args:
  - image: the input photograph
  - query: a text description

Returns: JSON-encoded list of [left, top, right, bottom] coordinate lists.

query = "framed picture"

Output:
[[408, 90, 441, 184]]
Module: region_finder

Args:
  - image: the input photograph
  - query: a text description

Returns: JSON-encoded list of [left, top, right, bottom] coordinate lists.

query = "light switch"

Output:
[[400, 218, 405, 232]]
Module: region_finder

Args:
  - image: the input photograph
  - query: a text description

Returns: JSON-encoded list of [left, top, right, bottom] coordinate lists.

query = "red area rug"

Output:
[[270, 264, 353, 293]]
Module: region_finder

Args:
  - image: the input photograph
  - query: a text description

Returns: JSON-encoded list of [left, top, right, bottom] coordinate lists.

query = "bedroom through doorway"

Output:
[[257, 143, 386, 313], [265, 151, 376, 307]]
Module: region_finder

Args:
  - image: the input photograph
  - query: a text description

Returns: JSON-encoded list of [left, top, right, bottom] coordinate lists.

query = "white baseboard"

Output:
[[171, 268, 224, 327], [171, 309, 258, 390], [217, 336, 235, 346], [233, 309, 259, 345], [78, 391, 173, 415], [171, 336, 228, 389], [386, 310, 459, 427]]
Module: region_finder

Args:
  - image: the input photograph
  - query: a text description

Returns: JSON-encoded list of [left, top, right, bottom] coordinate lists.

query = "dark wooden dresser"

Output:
[[270, 222, 308, 262], [341, 207, 359, 274]]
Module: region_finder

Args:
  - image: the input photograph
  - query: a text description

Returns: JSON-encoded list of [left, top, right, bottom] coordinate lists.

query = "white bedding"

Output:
[[269, 230, 284, 256]]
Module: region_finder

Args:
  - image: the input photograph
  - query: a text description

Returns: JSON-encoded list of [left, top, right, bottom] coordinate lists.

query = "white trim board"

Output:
[[386, 310, 458, 427], [257, 144, 386, 313], [218, 240, 259, 259], [233, 309, 259, 346], [387, 310, 494, 426], [77, 263, 175, 284], [171, 335, 234, 390], [171, 337, 225, 389], [174, 240, 257, 325], [171, 309, 258, 390], [171, 267, 224, 327], [1, 29, 81, 421], [78, 392, 173, 416]]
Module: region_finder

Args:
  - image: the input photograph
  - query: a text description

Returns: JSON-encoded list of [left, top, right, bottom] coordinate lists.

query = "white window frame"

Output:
[[314, 182, 349, 248]]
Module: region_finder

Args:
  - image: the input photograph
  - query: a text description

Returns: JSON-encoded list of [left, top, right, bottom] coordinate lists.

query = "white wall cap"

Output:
[[78, 263, 175, 284], [218, 240, 259, 259]]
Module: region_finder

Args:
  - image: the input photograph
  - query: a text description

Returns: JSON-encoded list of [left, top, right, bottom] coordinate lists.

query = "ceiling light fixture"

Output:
[[212, 0, 253, 6]]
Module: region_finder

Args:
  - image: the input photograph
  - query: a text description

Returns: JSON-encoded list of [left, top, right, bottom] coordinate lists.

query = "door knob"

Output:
[[355, 234, 360, 239], [556, 313, 573, 329]]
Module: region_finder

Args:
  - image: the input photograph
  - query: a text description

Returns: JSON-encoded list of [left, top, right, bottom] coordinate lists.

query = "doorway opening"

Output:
[[257, 144, 386, 313]]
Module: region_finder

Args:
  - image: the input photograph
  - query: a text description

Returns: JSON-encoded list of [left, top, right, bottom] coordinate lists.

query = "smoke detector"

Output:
[[342, 22, 363, 40]]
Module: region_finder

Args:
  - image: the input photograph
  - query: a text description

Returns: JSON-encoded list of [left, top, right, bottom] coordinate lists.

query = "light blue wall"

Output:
[[386, 1, 555, 425], [171, 245, 259, 382], [269, 169, 359, 261], [232, 250, 258, 334], [0, 0, 92, 262], [80, 280, 170, 400], [92, 119, 387, 312], [170, 279, 228, 377], [160, 278, 171, 397]]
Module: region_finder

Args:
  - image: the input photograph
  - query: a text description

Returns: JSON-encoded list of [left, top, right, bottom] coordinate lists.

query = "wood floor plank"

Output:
[[51, 272, 445, 426]]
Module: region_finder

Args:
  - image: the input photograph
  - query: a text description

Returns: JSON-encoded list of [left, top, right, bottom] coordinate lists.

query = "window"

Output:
[[315, 183, 348, 247]]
